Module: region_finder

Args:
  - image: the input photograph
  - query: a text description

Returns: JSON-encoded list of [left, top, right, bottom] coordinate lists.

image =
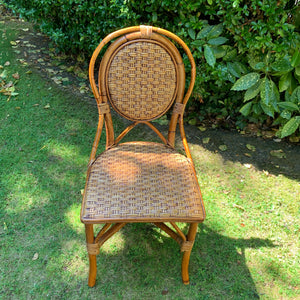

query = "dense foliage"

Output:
[[4, 0, 300, 138]]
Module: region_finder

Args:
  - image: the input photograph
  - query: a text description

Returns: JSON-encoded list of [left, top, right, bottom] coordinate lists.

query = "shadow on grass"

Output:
[[77, 222, 276, 299], [184, 125, 300, 181]]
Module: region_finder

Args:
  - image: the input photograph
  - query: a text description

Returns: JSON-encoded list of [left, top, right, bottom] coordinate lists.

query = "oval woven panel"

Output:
[[107, 41, 177, 121]]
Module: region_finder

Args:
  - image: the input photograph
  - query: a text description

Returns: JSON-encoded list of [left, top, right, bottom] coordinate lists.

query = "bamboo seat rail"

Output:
[[80, 25, 206, 287]]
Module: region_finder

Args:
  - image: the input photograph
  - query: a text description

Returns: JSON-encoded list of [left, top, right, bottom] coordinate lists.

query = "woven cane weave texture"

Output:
[[81, 142, 205, 223], [107, 41, 177, 121]]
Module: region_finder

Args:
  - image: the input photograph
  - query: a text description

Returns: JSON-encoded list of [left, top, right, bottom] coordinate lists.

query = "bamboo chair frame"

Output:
[[80, 25, 205, 287]]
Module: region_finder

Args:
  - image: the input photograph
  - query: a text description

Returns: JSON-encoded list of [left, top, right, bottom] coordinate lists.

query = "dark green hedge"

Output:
[[4, 0, 300, 138]]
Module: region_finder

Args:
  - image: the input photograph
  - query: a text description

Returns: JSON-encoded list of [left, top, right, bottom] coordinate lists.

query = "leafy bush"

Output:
[[4, 0, 300, 138], [4, 0, 139, 53], [233, 50, 300, 138]]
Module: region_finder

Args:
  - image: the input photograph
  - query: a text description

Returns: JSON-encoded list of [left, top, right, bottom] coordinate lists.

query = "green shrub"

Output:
[[4, 0, 300, 138], [235, 49, 300, 138], [4, 0, 139, 53]]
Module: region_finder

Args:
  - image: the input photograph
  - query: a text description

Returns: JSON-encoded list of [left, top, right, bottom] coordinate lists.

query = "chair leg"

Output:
[[181, 223, 198, 285], [85, 224, 97, 287]]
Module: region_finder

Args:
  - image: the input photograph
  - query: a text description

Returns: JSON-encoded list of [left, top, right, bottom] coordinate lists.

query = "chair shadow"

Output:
[[93, 222, 276, 299], [189, 223, 276, 298]]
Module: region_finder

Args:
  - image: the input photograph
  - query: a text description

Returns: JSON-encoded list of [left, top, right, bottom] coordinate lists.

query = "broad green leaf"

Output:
[[270, 80, 280, 110], [273, 116, 285, 126], [296, 66, 300, 77], [231, 72, 260, 91], [223, 46, 237, 61], [212, 46, 226, 59], [226, 71, 236, 83], [204, 45, 216, 67], [188, 28, 196, 40], [207, 24, 223, 39], [280, 116, 300, 138], [260, 102, 275, 117], [197, 26, 212, 39], [260, 78, 274, 116], [278, 101, 299, 111], [234, 62, 248, 74], [253, 62, 266, 71], [279, 72, 292, 92], [260, 77, 272, 105], [152, 12, 157, 22], [271, 57, 293, 74], [248, 55, 259, 70], [291, 50, 300, 67], [207, 37, 228, 46], [252, 103, 263, 115], [227, 63, 239, 78], [296, 72, 300, 84], [191, 39, 203, 47], [227, 62, 242, 78], [290, 75, 298, 92], [285, 90, 291, 102], [280, 110, 291, 119], [239, 101, 252, 116], [260, 78, 279, 116], [244, 80, 261, 101], [291, 86, 300, 103]]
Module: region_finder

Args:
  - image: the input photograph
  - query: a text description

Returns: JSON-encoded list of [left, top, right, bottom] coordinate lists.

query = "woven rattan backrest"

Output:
[[88, 26, 196, 162], [101, 35, 180, 121]]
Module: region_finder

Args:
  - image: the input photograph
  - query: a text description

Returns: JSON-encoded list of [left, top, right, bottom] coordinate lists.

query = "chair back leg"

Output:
[[181, 223, 198, 284]]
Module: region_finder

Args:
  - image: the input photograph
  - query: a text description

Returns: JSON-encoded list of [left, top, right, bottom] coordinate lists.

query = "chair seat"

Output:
[[81, 142, 205, 223]]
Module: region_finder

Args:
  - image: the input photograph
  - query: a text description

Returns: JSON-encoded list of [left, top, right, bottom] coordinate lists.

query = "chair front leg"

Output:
[[85, 224, 97, 287], [181, 223, 198, 285]]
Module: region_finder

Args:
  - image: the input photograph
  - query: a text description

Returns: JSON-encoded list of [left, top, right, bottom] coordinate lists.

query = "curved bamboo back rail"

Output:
[[88, 25, 196, 165]]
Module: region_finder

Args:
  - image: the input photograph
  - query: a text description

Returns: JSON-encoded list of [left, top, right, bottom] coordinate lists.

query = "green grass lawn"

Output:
[[1, 19, 299, 299]]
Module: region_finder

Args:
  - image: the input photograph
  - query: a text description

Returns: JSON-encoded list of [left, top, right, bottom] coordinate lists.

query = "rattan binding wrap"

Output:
[[81, 142, 205, 223], [106, 41, 177, 121], [87, 243, 100, 255]]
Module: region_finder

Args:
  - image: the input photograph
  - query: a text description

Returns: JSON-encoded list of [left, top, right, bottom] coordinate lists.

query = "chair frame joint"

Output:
[[180, 240, 194, 252], [87, 242, 100, 255], [173, 102, 185, 116], [98, 102, 110, 115]]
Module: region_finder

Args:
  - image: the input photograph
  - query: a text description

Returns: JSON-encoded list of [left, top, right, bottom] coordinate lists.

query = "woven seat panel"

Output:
[[81, 142, 205, 223], [107, 41, 177, 121]]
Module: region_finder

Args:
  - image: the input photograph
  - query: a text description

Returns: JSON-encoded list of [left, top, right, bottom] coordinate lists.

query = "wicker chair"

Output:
[[80, 25, 206, 287]]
